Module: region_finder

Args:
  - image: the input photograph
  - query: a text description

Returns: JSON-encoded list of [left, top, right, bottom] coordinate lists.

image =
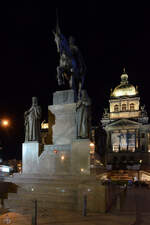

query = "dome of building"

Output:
[[111, 69, 138, 98]]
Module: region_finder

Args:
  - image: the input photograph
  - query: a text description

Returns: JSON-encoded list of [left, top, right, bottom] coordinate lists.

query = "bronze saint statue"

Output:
[[75, 90, 91, 139], [24, 97, 42, 142]]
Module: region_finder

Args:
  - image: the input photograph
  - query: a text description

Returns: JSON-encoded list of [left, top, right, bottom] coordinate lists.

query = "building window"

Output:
[[130, 103, 134, 111], [111, 132, 120, 152], [127, 132, 136, 152], [122, 104, 126, 111], [114, 104, 119, 112], [111, 130, 136, 152]]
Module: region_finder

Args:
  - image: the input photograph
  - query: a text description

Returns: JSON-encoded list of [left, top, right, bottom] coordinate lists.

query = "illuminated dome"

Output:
[[111, 69, 138, 98]]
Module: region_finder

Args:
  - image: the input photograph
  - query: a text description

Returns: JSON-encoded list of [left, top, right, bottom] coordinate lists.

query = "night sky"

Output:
[[0, 2, 150, 159]]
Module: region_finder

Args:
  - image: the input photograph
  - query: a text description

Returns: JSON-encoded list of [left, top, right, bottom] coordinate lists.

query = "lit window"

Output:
[[114, 104, 119, 112], [130, 103, 134, 111], [122, 104, 126, 111]]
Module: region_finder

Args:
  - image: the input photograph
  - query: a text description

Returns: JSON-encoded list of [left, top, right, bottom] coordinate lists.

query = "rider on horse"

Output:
[[53, 23, 86, 102]]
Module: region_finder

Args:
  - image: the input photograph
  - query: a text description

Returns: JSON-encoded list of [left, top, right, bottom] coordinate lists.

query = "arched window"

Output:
[[122, 104, 126, 111], [114, 104, 119, 112], [130, 103, 134, 111]]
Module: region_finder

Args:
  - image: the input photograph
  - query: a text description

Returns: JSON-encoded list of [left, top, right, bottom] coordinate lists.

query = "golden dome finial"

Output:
[[121, 68, 128, 84]]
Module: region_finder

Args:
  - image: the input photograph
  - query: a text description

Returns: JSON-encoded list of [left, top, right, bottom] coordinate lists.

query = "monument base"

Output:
[[22, 142, 39, 174], [71, 139, 90, 175], [4, 174, 107, 213], [22, 90, 91, 176], [22, 140, 91, 176]]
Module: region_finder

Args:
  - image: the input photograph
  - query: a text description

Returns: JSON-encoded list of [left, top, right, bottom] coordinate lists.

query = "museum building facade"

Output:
[[101, 69, 150, 169]]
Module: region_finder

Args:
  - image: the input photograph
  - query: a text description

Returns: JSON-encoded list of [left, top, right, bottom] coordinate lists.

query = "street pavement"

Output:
[[0, 185, 150, 224]]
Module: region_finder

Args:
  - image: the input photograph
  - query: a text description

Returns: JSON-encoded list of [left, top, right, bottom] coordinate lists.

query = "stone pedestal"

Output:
[[48, 104, 76, 145], [71, 139, 90, 175], [38, 144, 72, 175], [22, 142, 39, 174], [22, 90, 91, 176], [53, 89, 75, 105], [48, 90, 76, 145]]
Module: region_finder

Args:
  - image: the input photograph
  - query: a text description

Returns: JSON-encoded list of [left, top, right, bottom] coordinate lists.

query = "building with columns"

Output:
[[101, 69, 150, 172]]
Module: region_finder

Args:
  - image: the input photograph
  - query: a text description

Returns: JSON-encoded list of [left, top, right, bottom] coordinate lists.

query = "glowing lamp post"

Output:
[[90, 142, 95, 166], [53, 149, 58, 154], [0, 119, 10, 159], [1, 119, 9, 127], [90, 142, 95, 154]]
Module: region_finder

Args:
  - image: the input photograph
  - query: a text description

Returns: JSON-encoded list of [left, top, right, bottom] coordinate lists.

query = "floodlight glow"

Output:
[[1, 119, 9, 127], [90, 142, 95, 147], [2, 167, 10, 172], [61, 155, 65, 160]]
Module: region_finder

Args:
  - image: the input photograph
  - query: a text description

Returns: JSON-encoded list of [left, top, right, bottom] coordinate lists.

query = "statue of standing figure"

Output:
[[75, 90, 91, 139], [53, 17, 86, 102], [24, 97, 42, 142]]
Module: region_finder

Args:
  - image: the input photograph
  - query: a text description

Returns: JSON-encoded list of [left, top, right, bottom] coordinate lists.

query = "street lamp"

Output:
[[1, 119, 9, 127], [90, 142, 95, 166], [0, 119, 10, 162]]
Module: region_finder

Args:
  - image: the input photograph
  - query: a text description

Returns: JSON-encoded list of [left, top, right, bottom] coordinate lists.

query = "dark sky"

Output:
[[0, 2, 150, 159]]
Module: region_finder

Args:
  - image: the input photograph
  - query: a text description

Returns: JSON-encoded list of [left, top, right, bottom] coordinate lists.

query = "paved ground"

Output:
[[111, 185, 150, 225], [0, 185, 150, 224], [0, 210, 135, 225]]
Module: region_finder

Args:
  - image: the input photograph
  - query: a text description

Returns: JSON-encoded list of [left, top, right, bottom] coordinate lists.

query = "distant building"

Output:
[[101, 69, 150, 177]]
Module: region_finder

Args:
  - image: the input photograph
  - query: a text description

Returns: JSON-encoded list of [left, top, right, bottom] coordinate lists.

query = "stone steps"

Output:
[[16, 185, 77, 193], [4, 175, 80, 212], [7, 192, 77, 202], [5, 199, 77, 212], [6, 173, 96, 181], [3, 174, 106, 213], [6, 178, 91, 185]]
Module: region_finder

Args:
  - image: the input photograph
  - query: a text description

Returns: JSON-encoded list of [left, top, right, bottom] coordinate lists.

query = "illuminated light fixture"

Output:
[[61, 155, 65, 160], [41, 122, 49, 129], [80, 168, 84, 172], [31, 187, 34, 192], [1, 119, 9, 127], [2, 166, 10, 172], [53, 149, 58, 154], [148, 150, 150, 153], [139, 160, 143, 164], [90, 142, 95, 147]]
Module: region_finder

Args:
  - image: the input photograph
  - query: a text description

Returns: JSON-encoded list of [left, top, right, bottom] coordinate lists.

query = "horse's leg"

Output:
[[79, 75, 86, 99], [57, 67, 64, 86], [81, 74, 85, 90], [72, 76, 78, 102], [56, 67, 61, 86], [69, 75, 72, 88], [78, 81, 82, 100]]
